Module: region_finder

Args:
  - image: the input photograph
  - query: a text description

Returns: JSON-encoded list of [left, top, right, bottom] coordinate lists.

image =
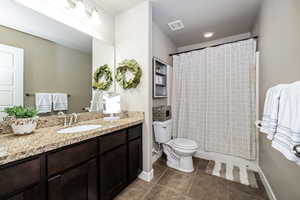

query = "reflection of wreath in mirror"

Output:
[[92, 64, 113, 90], [116, 59, 142, 89]]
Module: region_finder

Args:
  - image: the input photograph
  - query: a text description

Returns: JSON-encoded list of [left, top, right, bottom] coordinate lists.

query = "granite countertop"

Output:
[[0, 112, 144, 165]]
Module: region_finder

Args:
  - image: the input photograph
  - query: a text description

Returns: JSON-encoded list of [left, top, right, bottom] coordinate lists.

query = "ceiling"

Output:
[[152, 0, 262, 47], [94, 0, 145, 15], [0, 0, 92, 53]]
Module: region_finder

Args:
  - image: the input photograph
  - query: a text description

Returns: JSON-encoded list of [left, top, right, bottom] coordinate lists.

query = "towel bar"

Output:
[[25, 93, 71, 97]]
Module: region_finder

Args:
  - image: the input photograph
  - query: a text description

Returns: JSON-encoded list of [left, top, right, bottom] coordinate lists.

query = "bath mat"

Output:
[[205, 160, 258, 188]]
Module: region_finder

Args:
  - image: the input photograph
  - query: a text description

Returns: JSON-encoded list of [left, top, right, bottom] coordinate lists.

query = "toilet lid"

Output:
[[170, 138, 198, 150]]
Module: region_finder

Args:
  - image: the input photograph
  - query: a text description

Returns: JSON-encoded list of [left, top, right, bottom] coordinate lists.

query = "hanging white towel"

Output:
[[35, 93, 52, 114], [53, 93, 68, 111], [271, 81, 300, 165], [260, 84, 288, 140]]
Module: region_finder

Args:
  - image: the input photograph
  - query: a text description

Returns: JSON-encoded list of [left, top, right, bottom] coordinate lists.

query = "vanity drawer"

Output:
[[128, 124, 142, 141], [0, 157, 41, 197], [47, 139, 97, 176], [100, 130, 127, 153]]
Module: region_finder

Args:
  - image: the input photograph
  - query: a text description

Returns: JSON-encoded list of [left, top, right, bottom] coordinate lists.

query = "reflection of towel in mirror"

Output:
[[36, 93, 52, 114], [53, 93, 68, 111]]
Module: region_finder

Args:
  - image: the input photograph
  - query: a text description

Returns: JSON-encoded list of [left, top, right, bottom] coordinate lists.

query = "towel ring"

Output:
[[293, 145, 300, 158]]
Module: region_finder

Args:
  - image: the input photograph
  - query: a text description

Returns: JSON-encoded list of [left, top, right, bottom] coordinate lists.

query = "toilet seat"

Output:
[[169, 138, 198, 150]]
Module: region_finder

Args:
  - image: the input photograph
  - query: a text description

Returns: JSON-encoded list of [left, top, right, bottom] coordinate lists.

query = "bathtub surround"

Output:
[[253, 0, 300, 199]]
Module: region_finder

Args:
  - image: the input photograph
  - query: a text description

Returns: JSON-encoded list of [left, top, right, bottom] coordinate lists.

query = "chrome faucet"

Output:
[[58, 112, 68, 127], [69, 113, 78, 126], [58, 112, 78, 127]]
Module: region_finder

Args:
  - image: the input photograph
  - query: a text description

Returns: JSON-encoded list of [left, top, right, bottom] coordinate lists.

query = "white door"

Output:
[[0, 44, 24, 121]]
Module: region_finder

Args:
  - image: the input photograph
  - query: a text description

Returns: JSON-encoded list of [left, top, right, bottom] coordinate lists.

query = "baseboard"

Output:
[[258, 167, 277, 200], [138, 169, 154, 182], [152, 149, 163, 164], [194, 151, 259, 171]]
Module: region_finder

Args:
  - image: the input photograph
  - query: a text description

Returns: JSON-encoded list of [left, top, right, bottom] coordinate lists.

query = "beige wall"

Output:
[[255, 0, 300, 200], [0, 26, 92, 113], [152, 22, 177, 107], [115, 1, 153, 173]]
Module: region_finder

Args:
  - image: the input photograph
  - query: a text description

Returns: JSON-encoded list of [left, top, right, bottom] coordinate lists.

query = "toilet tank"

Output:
[[153, 119, 172, 143]]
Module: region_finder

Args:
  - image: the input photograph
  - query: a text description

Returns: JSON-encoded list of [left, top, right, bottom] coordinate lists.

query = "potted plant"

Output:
[[3, 106, 38, 135]]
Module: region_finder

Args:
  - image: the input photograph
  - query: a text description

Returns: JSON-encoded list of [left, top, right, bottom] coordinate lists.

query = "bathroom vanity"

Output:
[[0, 114, 143, 200]]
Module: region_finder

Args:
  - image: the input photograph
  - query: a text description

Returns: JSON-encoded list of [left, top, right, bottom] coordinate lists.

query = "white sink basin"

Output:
[[57, 125, 102, 134]]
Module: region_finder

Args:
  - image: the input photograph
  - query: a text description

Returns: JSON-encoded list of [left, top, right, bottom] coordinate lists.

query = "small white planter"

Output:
[[11, 117, 38, 135]]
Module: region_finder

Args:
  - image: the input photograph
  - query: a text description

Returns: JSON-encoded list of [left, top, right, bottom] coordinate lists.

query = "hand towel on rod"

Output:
[[35, 93, 52, 114], [271, 81, 300, 165], [53, 93, 68, 111], [260, 84, 288, 140]]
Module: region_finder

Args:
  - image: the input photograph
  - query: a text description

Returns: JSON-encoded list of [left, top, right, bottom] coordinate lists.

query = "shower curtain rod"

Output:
[[169, 36, 258, 56]]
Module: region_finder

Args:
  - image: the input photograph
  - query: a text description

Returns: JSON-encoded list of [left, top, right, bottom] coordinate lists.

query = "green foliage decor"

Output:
[[92, 64, 113, 90], [116, 59, 142, 89], [4, 106, 37, 118]]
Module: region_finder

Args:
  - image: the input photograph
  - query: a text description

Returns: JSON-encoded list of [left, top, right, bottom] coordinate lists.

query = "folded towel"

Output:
[[36, 93, 52, 114], [271, 81, 300, 165], [53, 93, 68, 111], [260, 84, 288, 140]]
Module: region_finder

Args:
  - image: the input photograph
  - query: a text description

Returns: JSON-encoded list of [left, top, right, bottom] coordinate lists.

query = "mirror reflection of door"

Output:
[[0, 44, 24, 121]]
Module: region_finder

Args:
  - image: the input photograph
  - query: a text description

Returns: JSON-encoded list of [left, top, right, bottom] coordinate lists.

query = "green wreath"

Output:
[[92, 64, 113, 90], [116, 59, 142, 89]]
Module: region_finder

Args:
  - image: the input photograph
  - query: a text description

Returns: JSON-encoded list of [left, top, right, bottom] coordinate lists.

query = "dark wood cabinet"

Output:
[[0, 123, 143, 200], [48, 159, 98, 200], [128, 138, 143, 183], [100, 145, 127, 200], [0, 157, 43, 200], [6, 185, 41, 200]]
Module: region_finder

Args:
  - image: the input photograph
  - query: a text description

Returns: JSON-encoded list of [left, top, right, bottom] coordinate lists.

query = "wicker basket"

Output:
[[153, 106, 171, 121]]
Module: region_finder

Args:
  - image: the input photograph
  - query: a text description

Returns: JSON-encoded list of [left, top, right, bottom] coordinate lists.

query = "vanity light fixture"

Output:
[[15, 0, 102, 26], [204, 32, 215, 38]]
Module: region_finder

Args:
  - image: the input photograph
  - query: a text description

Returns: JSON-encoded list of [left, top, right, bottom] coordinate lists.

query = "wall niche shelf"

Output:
[[153, 57, 168, 98]]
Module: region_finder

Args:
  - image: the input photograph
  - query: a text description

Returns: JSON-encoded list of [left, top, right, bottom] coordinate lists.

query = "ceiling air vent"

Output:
[[168, 20, 184, 31]]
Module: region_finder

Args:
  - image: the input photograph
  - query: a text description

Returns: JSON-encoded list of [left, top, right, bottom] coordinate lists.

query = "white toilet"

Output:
[[153, 120, 198, 173]]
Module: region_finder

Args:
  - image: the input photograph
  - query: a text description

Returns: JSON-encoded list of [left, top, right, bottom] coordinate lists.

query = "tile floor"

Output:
[[115, 157, 269, 200]]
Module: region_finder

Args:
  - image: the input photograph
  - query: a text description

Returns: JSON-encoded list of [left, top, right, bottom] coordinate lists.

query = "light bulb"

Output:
[[91, 10, 101, 25], [204, 32, 214, 38], [74, 1, 87, 17]]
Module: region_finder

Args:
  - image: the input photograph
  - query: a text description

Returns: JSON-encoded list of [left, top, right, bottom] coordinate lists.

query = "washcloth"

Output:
[[35, 93, 52, 114], [53, 93, 68, 111]]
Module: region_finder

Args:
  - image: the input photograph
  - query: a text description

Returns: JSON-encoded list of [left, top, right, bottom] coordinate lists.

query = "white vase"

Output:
[[11, 117, 38, 135]]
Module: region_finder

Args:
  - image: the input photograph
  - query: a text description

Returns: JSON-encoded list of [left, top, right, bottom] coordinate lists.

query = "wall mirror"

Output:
[[0, 0, 115, 118]]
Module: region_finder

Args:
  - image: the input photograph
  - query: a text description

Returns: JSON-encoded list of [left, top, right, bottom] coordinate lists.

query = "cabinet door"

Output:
[[0, 157, 42, 200], [48, 159, 97, 200], [128, 138, 142, 183], [100, 145, 127, 200], [5, 185, 41, 200]]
